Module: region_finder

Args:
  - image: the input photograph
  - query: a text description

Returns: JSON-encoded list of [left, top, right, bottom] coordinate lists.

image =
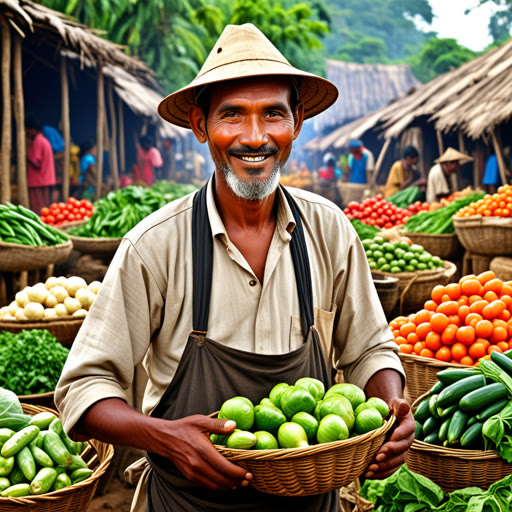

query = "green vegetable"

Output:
[[252, 431, 278, 450], [218, 397, 255, 431], [414, 398, 431, 422], [28, 412, 57, 430], [226, 430, 257, 450], [491, 350, 512, 377], [277, 422, 309, 448], [280, 386, 316, 419], [0, 455, 14, 476], [294, 377, 325, 403], [16, 446, 36, 480], [42, 431, 72, 467], [0, 482, 31, 497], [476, 399, 510, 422], [290, 412, 318, 441], [446, 409, 470, 445], [354, 408, 383, 435], [350, 219, 380, 241], [482, 399, 512, 450], [51, 472, 72, 491], [1, 425, 40, 457], [29, 443, 54, 468], [0, 389, 31, 431], [459, 382, 509, 413], [436, 374, 486, 408], [69, 467, 94, 484], [460, 422, 484, 449], [0, 477, 10, 491], [387, 186, 423, 209], [324, 383, 365, 410], [314, 395, 355, 430], [436, 368, 480, 385], [29, 467, 58, 495], [316, 414, 349, 444], [268, 382, 289, 409]]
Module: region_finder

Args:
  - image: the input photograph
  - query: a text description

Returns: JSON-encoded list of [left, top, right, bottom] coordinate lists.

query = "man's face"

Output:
[[349, 147, 362, 157], [442, 161, 459, 174], [404, 156, 418, 170], [191, 77, 303, 201]]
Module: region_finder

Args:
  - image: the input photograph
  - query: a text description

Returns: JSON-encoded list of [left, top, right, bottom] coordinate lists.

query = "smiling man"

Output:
[[56, 23, 415, 512]]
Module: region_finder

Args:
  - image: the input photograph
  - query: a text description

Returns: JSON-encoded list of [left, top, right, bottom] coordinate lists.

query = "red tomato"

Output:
[[61, 209, 69, 217], [68, 213, 76, 221], [58, 202, 66, 209], [79, 207, 86, 215], [56, 213, 65, 222], [41, 207, 50, 216], [46, 214, 55, 224], [74, 213, 83, 221]]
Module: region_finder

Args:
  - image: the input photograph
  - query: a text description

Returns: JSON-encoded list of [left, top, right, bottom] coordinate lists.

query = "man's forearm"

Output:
[[364, 369, 404, 404]]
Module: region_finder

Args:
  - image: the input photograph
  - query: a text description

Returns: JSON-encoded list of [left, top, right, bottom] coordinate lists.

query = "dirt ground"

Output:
[[89, 476, 136, 512]]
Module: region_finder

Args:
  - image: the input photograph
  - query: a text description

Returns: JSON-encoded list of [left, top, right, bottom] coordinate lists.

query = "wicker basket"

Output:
[[401, 232, 463, 261], [490, 256, 512, 282], [0, 316, 84, 347], [0, 240, 73, 272], [372, 261, 457, 316], [373, 275, 399, 318], [399, 352, 471, 404], [213, 415, 395, 496], [0, 403, 114, 512], [408, 393, 512, 492], [17, 391, 55, 409], [59, 222, 121, 259], [453, 216, 512, 256]]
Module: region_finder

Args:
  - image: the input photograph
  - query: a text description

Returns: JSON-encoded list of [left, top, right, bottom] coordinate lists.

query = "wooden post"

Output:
[[118, 96, 125, 176], [436, 129, 444, 157], [372, 138, 392, 189], [60, 55, 71, 201], [14, 35, 28, 207], [1, 14, 12, 203], [491, 130, 509, 186], [458, 131, 465, 154], [96, 59, 104, 200], [107, 82, 119, 190]]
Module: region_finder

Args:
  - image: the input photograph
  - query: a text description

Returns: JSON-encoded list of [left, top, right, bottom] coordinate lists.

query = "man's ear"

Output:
[[189, 105, 207, 143], [293, 102, 305, 140]]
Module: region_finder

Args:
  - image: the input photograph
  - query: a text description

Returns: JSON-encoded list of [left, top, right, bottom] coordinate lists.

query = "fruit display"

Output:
[[0, 276, 101, 321], [211, 378, 390, 450], [362, 236, 444, 273], [456, 185, 512, 218], [0, 388, 92, 497], [40, 197, 93, 226], [390, 271, 512, 366], [343, 195, 413, 229]]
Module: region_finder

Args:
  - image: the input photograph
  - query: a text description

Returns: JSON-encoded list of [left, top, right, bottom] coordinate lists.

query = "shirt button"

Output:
[[249, 279, 257, 287]]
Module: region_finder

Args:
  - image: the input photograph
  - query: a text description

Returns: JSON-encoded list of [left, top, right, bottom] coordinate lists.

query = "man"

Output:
[[26, 116, 56, 214], [344, 139, 375, 184], [56, 24, 414, 511], [426, 147, 473, 204], [134, 135, 163, 186], [384, 145, 421, 199]]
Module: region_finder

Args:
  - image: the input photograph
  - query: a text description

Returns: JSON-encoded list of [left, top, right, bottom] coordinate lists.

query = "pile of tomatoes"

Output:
[[456, 184, 512, 218], [343, 195, 412, 229], [407, 201, 431, 214], [40, 197, 94, 226], [390, 271, 512, 367]]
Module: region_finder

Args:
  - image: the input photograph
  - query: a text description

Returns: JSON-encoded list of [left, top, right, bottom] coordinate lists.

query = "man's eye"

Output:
[[267, 111, 283, 117], [222, 112, 238, 118]]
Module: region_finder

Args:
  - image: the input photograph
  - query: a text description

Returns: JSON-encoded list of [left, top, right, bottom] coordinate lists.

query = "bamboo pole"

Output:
[[95, 59, 104, 201], [107, 81, 119, 190], [491, 130, 509, 186], [118, 96, 125, 175], [372, 137, 392, 189], [60, 55, 70, 201], [1, 14, 12, 203], [14, 34, 28, 207], [436, 129, 444, 157]]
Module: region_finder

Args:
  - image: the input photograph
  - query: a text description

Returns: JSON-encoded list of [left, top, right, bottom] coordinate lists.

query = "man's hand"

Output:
[[364, 398, 415, 479]]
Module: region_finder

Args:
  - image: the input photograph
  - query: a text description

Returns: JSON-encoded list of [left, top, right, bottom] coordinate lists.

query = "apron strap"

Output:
[[192, 181, 314, 340]]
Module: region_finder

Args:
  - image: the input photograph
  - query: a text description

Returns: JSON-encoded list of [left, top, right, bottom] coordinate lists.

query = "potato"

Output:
[[45, 276, 59, 290], [55, 303, 68, 316], [66, 276, 88, 297], [15, 290, 29, 308], [27, 285, 49, 304], [44, 293, 58, 308], [23, 302, 44, 320], [15, 308, 28, 320], [64, 297, 82, 314], [43, 308, 58, 319], [51, 286, 69, 303], [8, 301, 18, 316], [87, 281, 102, 294], [75, 288, 95, 310], [72, 309, 88, 317]]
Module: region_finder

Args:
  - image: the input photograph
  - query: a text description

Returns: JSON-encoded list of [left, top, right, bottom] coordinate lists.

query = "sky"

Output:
[[421, 0, 506, 51]]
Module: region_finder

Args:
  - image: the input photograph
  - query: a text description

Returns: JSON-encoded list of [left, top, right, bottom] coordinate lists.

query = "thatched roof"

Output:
[[312, 60, 420, 133]]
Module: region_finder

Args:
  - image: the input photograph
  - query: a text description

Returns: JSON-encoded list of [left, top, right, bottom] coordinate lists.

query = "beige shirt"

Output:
[[426, 163, 458, 203], [56, 180, 403, 434]]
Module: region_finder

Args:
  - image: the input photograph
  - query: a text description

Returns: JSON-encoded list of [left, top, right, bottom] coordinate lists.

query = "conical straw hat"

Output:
[[158, 23, 339, 129], [435, 147, 473, 164]]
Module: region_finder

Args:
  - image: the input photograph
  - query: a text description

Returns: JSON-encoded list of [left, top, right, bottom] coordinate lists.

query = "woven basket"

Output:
[[0, 240, 73, 272], [372, 261, 457, 316], [59, 222, 121, 258], [453, 216, 512, 256], [399, 352, 471, 404], [0, 403, 114, 512], [17, 391, 55, 409], [407, 393, 512, 492], [0, 316, 84, 347], [402, 232, 463, 261], [214, 415, 395, 496], [373, 275, 399, 318], [490, 256, 512, 282]]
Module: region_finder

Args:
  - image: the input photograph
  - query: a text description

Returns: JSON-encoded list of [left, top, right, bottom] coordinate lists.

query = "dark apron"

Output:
[[145, 184, 341, 512]]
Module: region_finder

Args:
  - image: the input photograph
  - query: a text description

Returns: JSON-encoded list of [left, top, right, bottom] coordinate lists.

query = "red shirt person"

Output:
[[134, 135, 163, 186]]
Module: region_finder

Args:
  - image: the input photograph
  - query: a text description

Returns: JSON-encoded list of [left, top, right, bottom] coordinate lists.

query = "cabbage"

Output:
[[0, 388, 31, 430]]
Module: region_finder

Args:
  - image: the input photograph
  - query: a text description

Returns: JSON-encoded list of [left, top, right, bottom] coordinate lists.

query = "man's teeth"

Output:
[[239, 155, 266, 162]]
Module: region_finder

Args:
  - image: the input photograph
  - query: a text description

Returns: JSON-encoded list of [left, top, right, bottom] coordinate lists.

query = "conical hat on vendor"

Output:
[[158, 23, 339, 129], [435, 147, 473, 164]]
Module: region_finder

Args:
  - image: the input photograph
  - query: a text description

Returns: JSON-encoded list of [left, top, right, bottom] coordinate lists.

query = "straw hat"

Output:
[[435, 147, 473, 164], [158, 23, 339, 129]]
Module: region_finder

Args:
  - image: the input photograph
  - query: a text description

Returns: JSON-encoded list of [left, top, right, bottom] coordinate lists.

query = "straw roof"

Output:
[[312, 60, 420, 133]]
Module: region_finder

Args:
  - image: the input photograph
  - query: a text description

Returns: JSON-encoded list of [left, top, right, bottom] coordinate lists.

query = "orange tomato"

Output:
[[441, 324, 459, 346], [407, 332, 420, 345], [448, 315, 461, 327], [456, 326, 476, 346], [484, 278, 503, 295], [460, 355, 475, 366], [414, 341, 426, 354], [431, 285, 447, 304], [500, 284, 512, 298], [490, 326, 508, 343], [425, 331, 442, 351], [395, 336, 408, 345], [484, 291, 499, 303], [400, 344, 414, 354], [414, 309, 432, 325], [424, 300, 438, 312], [451, 342, 468, 361], [399, 322, 417, 338], [465, 312, 483, 328], [445, 283, 462, 301], [475, 319, 493, 339], [458, 305, 470, 323], [461, 279, 484, 297], [436, 301, 459, 317], [469, 300, 489, 315], [478, 271, 496, 285], [482, 300, 506, 320], [468, 342, 487, 360], [459, 274, 477, 284], [497, 341, 510, 352], [457, 296, 469, 307], [435, 346, 452, 362], [488, 345, 503, 355], [419, 348, 435, 359], [499, 309, 511, 321], [430, 313, 449, 334]]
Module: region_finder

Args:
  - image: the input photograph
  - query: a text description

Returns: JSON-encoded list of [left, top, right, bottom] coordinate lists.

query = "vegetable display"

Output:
[[390, 271, 512, 365], [0, 276, 101, 321], [0, 389, 91, 498], [456, 184, 512, 218], [350, 219, 381, 241], [343, 194, 413, 228], [363, 236, 444, 273], [0, 203, 69, 247], [387, 186, 424, 209], [211, 379, 390, 450], [402, 193, 485, 234], [40, 197, 93, 226]]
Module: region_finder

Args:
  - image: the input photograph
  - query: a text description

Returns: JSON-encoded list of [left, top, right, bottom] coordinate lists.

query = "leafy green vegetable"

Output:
[[350, 218, 380, 241], [0, 388, 31, 430], [388, 186, 423, 209]]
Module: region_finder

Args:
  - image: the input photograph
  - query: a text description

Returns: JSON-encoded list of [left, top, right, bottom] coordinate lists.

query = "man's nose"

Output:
[[239, 116, 269, 148]]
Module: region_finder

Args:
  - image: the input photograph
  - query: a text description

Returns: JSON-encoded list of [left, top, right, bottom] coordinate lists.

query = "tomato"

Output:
[[46, 214, 55, 224], [74, 213, 83, 221], [79, 207, 87, 215], [41, 207, 50, 216], [58, 202, 66, 209], [61, 209, 69, 217], [56, 213, 65, 222], [68, 213, 76, 221], [50, 208, 60, 217], [68, 197, 80, 207]]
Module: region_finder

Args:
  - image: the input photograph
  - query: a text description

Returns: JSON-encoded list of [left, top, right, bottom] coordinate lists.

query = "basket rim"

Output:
[[400, 231, 458, 239], [372, 260, 456, 280], [214, 415, 395, 461], [0, 239, 72, 250], [399, 352, 472, 369], [17, 390, 54, 399], [453, 215, 512, 227], [0, 316, 84, 326]]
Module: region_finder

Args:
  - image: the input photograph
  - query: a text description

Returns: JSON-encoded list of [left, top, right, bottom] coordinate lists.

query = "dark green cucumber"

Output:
[[438, 404, 458, 419], [436, 368, 480, 385], [422, 416, 438, 437], [429, 394, 440, 419], [476, 398, 510, 422], [430, 381, 445, 395], [447, 409, 470, 445], [460, 422, 484, 449], [490, 350, 512, 376], [423, 430, 441, 445], [467, 415, 479, 427], [437, 375, 486, 409], [43, 431, 72, 468], [414, 421, 423, 440], [438, 416, 452, 444], [414, 398, 431, 422], [459, 382, 509, 413]]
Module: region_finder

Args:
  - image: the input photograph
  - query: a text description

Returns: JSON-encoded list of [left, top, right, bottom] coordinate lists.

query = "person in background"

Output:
[[25, 115, 56, 214], [344, 139, 375, 184], [384, 145, 422, 199], [134, 135, 163, 186], [426, 147, 473, 204], [77, 141, 97, 200]]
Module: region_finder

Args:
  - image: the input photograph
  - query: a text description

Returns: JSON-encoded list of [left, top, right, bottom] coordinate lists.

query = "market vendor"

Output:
[[426, 147, 473, 204], [384, 145, 423, 199], [55, 23, 415, 512]]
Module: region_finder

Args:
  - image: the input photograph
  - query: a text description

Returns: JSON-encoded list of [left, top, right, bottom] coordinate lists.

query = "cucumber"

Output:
[[460, 422, 484, 449], [28, 412, 57, 430], [437, 374, 486, 409], [0, 455, 14, 477], [476, 398, 510, 422], [414, 420, 423, 440], [422, 416, 438, 437], [67, 454, 88, 471], [438, 416, 452, 444], [447, 409, 470, 445], [0, 429, 15, 449], [459, 382, 509, 413], [429, 394, 440, 419], [16, 446, 36, 481], [49, 418, 63, 437], [414, 398, 431, 422], [436, 368, 480, 385], [9, 466, 27, 485], [43, 431, 72, 468], [30, 433, 44, 450], [0, 477, 10, 492], [29, 444, 54, 468], [491, 350, 512, 376], [0, 483, 31, 497], [430, 381, 445, 395], [30, 467, 58, 495], [60, 431, 83, 456], [423, 430, 441, 445], [466, 415, 479, 427], [1, 426, 40, 457], [438, 404, 458, 419], [69, 468, 94, 484], [51, 472, 72, 491]]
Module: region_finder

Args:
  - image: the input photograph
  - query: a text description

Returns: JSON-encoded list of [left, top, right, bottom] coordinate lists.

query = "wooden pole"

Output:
[[13, 34, 28, 207], [60, 55, 70, 201], [95, 59, 104, 201], [107, 82, 119, 190], [491, 130, 509, 186], [1, 14, 12, 203], [372, 138, 392, 189], [436, 129, 444, 157], [118, 96, 125, 175]]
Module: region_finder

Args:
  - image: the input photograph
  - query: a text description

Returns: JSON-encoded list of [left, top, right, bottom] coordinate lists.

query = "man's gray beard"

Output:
[[218, 162, 282, 201]]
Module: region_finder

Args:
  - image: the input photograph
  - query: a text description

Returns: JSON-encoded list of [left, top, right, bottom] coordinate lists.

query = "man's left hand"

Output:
[[364, 397, 415, 479]]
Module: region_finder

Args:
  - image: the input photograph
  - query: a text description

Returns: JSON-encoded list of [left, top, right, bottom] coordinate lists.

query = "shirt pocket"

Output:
[[289, 304, 337, 354]]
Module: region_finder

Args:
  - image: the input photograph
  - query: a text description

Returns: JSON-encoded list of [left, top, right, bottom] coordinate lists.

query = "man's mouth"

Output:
[[238, 155, 267, 162]]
